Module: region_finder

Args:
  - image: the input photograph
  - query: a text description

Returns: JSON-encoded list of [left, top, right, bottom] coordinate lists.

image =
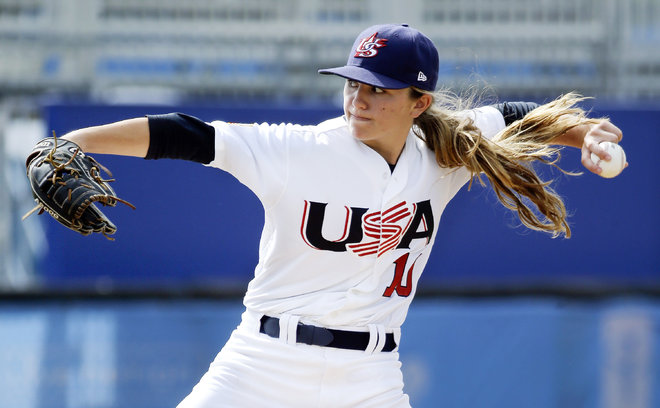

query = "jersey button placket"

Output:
[[375, 170, 390, 256]]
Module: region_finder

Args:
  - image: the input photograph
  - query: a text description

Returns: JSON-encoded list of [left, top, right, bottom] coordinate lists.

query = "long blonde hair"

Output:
[[411, 89, 603, 238]]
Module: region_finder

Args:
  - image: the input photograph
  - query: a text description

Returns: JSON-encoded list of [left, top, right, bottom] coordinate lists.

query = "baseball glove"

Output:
[[23, 133, 135, 239]]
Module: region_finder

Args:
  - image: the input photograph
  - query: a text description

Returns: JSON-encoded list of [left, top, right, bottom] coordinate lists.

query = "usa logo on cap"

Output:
[[354, 33, 387, 58]]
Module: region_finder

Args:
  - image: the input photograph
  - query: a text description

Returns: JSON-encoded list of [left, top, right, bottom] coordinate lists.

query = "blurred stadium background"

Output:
[[1, 1, 659, 407]]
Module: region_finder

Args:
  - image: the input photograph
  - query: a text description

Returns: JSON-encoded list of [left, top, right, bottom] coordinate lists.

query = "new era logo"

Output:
[[417, 71, 427, 82]]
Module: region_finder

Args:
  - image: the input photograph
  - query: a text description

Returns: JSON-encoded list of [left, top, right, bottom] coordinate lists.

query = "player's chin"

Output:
[[347, 124, 372, 142]]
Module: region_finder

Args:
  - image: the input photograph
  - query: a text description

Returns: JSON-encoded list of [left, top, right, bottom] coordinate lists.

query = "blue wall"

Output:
[[38, 102, 659, 291]]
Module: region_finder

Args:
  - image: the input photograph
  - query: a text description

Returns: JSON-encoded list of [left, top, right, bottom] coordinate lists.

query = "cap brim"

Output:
[[318, 66, 409, 89]]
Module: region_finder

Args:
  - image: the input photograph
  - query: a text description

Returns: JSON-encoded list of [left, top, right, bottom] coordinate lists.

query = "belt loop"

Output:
[[278, 313, 292, 343], [393, 328, 401, 351], [286, 315, 300, 346], [255, 311, 265, 333], [365, 324, 378, 354], [373, 325, 386, 353]]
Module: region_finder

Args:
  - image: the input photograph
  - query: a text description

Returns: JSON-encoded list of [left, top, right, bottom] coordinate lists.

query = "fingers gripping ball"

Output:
[[23, 133, 135, 239], [590, 141, 627, 178]]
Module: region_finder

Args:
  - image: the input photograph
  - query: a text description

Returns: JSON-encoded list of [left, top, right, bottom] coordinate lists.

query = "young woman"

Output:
[[57, 24, 623, 407]]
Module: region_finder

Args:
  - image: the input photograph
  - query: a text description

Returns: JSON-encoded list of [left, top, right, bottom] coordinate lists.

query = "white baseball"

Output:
[[590, 141, 626, 178]]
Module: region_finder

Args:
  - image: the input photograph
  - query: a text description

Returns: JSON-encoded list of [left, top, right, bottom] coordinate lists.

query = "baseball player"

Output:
[[52, 24, 623, 407]]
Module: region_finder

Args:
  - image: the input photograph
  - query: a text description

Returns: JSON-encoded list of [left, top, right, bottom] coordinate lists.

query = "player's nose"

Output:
[[351, 83, 369, 110]]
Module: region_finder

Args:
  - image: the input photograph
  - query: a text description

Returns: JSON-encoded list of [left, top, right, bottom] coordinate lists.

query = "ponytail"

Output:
[[412, 90, 602, 238]]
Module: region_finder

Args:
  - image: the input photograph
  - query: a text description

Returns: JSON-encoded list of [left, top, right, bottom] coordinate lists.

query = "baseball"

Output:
[[590, 141, 626, 178]]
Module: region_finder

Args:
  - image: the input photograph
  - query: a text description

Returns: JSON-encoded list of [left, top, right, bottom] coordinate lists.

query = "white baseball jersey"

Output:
[[205, 106, 506, 331]]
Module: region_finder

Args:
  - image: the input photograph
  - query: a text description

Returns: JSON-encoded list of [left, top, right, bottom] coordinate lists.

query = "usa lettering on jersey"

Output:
[[300, 200, 434, 256], [354, 32, 388, 57]]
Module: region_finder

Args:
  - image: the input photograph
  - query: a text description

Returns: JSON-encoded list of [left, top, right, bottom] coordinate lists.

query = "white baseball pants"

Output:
[[176, 309, 411, 408]]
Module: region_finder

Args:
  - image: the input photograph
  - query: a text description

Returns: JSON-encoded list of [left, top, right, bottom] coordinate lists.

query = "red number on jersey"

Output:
[[383, 252, 421, 297]]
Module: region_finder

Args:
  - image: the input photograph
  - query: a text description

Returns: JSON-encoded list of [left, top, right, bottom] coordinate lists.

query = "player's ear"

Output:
[[411, 93, 432, 118]]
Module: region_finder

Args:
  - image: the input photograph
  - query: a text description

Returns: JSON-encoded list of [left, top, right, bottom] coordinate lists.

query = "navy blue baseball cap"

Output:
[[319, 24, 439, 92]]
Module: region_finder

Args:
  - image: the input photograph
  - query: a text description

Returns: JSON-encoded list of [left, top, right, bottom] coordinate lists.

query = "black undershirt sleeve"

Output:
[[145, 113, 215, 164], [493, 102, 540, 126]]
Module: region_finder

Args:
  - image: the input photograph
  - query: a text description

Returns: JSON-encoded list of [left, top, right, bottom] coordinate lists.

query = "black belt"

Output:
[[259, 315, 397, 352]]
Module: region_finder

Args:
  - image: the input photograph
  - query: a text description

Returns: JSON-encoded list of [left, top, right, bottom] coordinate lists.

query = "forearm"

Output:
[[495, 102, 599, 149], [61, 117, 150, 158], [551, 123, 591, 148]]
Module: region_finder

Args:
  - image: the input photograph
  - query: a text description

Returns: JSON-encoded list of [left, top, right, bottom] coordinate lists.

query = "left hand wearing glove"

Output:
[[23, 133, 135, 239]]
